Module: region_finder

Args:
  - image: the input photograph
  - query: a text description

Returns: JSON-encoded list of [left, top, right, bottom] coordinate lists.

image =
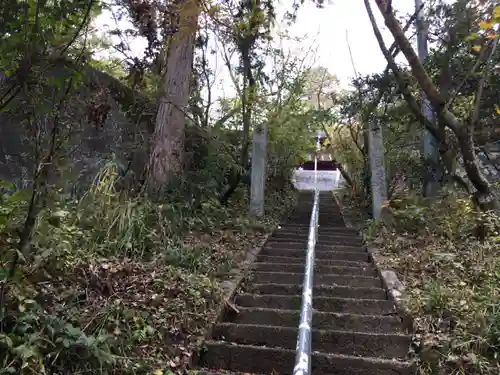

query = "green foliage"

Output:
[[0, 157, 297, 374], [0, 2, 336, 375], [365, 189, 500, 374], [379, 189, 500, 239], [0, 298, 115, 374], [0, 0, 101, 74], [0, 182, 29, 236], [89, 57, 128, 80], [329, 1, 500, 373]]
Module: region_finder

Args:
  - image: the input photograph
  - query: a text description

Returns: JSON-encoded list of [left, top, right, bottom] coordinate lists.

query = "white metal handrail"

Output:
[[292, 133, 321, 375]]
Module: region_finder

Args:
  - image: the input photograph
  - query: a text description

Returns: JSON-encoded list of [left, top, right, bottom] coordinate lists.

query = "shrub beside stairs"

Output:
[[196, 191, 414, 374]]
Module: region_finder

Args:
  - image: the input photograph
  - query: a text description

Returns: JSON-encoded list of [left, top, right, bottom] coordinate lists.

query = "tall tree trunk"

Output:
[[147, 0, 200, 190], [220, 50, 254, 204]]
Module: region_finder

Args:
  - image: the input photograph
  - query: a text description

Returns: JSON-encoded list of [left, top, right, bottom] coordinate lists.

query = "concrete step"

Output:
[[289, 207, 339, 210], [264, 240, 364, 250], [290, 213, 343, 217], [253, 262, 377, 276], [287, 216, 344, 221], [211, 323, 411, 358], [275, 225, 357, 234], [289, 209, 342, 214], [287, 220, 346, 226], [285, 206, 339, 210], [275, 231, 360, 238], [268, 235, 363, 244], [221, 306, 402, 332], [279, 232, 361, 238], [247, 283, 387, 300], [287, 221, 347, 227], [274, 226, 354, 232], [290, 209, 341, 213], [256, 255, 370, 267], [288, 216, 344, 221], [292, 206, 340, 209], [272, 232, 361, 240], [234, 294, 395, 314], [259, 248, 370, 262], [294, 210, 341, 212], [195, 372, 241, 375], [269, 234, 363, 242], [267, 242, 366, 252], [196, 195, 411, 375], [199, 341, 414, 375], [289, 213, 343, 218], [252, 271, 381, 288], [271, 231, 362, 241]]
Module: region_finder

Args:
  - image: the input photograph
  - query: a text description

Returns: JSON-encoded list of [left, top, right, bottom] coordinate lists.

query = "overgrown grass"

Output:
[[0, 162, 297, 375], [363, 189, 500, 375]]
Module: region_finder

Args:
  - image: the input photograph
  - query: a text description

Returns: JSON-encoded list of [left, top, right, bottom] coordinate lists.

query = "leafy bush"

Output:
[[0, 157, 297, 374], [378, 189, 500, 240]]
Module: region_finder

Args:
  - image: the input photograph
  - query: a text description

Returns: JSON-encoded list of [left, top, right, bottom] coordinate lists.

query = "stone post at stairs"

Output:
[[250, 126, 267, 217], [368, 121, 388, 221]]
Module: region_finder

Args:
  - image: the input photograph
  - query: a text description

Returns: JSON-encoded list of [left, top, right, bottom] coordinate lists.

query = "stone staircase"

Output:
[[197, 191, 413, 375]]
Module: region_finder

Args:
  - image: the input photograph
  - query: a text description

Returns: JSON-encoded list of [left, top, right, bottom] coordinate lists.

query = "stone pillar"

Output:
[[250, 126, 267, 217], [368, 121, 388, 221]]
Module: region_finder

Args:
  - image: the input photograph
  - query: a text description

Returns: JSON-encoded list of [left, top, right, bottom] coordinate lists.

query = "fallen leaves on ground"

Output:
[[373, 232, 500, 375], [0, 192, 297, 374], [338, 190, 500, 375], [19, 225, 276, 373]]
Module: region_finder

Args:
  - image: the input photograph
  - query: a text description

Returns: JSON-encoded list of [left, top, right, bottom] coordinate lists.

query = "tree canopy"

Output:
[[1, 0, 500, 374]]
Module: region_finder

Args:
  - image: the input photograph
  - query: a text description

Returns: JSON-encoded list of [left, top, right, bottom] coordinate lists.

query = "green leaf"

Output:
[[0, 367, 16, 374], [0, 333, 13, 348], [465, 33, 480, 41], [62, 339, 70, 348], [13, 344, 36, 360]]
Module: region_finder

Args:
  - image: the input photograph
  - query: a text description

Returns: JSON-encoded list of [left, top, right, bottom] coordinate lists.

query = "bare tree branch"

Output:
[[370, 0, 494, 202]]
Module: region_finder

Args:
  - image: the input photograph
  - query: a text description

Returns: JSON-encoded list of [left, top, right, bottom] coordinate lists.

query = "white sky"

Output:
[[94, 0, 428, 99], [276, 0, 416, 87]]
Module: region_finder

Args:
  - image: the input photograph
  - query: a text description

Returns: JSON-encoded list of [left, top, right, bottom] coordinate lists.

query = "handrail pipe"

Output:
[[292, 132, 321, 375]]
